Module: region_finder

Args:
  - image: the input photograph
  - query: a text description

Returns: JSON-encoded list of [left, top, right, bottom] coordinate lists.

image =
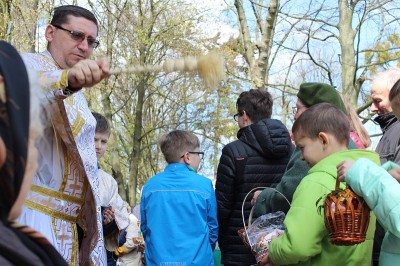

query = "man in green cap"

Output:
[[253, 82, 356, 216]]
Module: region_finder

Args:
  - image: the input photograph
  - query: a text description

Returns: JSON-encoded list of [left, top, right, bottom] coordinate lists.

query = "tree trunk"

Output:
[[15, 0, 39, 52], [338, 0, 357, 104], [128, 78, 146, 206], [257, 0, 279, 87], [235, 0, 280, 88], [0, 0, 11, 40]]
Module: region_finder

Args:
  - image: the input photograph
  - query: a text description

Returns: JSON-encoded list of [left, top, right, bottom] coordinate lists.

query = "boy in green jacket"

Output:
[[260, 103, 378, 266]]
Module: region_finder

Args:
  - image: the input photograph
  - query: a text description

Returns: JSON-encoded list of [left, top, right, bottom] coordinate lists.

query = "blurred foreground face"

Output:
[[9, 125, 40, 220], [6, 69, 42, 221]]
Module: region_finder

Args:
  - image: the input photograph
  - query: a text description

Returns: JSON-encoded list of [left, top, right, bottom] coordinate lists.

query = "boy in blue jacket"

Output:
[[140, 130, 218, 265]]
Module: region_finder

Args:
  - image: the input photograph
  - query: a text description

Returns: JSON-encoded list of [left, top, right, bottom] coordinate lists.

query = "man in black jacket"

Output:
[[215, 89, 294, 266], [370, 68, 400, 266]]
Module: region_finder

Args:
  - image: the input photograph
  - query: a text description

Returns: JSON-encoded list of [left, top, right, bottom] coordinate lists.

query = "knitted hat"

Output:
[[297, 82, 347, 114]]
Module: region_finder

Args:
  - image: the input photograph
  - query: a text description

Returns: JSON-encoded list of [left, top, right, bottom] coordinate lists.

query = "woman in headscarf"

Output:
[[0, 41, 67, 266]]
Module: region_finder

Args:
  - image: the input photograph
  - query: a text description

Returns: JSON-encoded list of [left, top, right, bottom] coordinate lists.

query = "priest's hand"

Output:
[[67, 58, 109, 89]]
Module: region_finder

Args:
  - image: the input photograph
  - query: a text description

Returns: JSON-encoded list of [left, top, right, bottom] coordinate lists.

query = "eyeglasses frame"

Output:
[[180, 151, 205, 160], [233, 111, 245, 122], [292, 106, 297, 115], [51, 24, 100, 48]]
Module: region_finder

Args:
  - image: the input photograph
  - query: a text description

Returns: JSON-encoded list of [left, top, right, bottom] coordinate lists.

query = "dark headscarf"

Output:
[[0, 41, 30, 222], [0, 41, 68, 266]]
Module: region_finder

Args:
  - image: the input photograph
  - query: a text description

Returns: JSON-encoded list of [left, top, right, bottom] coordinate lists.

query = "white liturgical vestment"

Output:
[[18, 51, 106, 266]]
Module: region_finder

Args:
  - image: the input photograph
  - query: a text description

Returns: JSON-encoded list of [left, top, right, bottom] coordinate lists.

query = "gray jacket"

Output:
[[374, 113, 400, 164]]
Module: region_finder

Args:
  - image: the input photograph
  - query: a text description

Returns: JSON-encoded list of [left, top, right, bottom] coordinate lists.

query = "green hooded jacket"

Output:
[[269, 149, 379, 265], [255, 140, 358, 216]]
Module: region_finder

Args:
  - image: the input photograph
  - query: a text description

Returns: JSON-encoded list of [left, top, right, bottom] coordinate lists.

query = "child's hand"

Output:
[[258, 255, 273, 266], [133, 237, 145, 252], [251, 190, 262, 206], [336, 160, 355, 182], [388, 167, 400, 183], [103, 207, 115, 224]]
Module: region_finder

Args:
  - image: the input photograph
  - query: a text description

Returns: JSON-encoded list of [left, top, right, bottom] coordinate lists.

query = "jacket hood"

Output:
[[237, 118, 293, 159], [308, 149, 380, 179]]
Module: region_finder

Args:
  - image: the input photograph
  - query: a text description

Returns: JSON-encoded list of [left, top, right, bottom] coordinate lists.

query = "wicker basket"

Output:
[[323, 179, 371, 246], [238, 187, 290, 249]]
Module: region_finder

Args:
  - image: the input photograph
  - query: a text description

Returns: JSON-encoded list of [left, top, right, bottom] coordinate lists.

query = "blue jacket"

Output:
[[141, 163, 218, 265], [346, 158, 400, 266]]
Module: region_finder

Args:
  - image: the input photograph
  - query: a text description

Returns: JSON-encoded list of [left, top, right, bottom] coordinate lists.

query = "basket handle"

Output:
[[335, 177, 348, 190], [241, 187, 291, 248], [248, 205, 255, 226]]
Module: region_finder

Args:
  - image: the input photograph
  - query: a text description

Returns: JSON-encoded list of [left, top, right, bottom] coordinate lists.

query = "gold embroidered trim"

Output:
[[60, 145, 69, 192], [37, 71, 56, 92], [51, 216, 57, 238], [71, 114, 85, 138], [71, 222, 78, 266], [30, 185, 84, 205], [54, 70, 68, 88], [51, 217, 79, 265], [40, 53, 61, 69], [66, 95, 74, 105], [24, 200, 77, 223]]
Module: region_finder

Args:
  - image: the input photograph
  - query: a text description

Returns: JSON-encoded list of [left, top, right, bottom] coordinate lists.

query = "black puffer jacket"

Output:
[[215, 118, 294, 266]]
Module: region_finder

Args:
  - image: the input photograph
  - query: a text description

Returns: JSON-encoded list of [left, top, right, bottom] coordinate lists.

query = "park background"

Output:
[[1, 0, 399, 206]]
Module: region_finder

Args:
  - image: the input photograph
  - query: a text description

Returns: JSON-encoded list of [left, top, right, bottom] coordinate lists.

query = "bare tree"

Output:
[[85, 0, 229, 205], [278, 0, 400, 107], [234, 0, 280, 88]]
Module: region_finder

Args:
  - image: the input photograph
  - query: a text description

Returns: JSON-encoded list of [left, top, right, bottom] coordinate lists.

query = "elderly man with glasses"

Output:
[[18, 5, 109, 266]]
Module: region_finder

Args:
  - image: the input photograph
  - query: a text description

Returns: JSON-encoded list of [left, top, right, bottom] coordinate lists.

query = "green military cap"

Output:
[[297, 82, 347, 114]]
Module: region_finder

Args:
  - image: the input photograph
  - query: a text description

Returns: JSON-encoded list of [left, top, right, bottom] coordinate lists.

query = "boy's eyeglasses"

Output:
[[52, 24, 100, 48], [180, 151, 204, 160], [233, 111, 244, 122]]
